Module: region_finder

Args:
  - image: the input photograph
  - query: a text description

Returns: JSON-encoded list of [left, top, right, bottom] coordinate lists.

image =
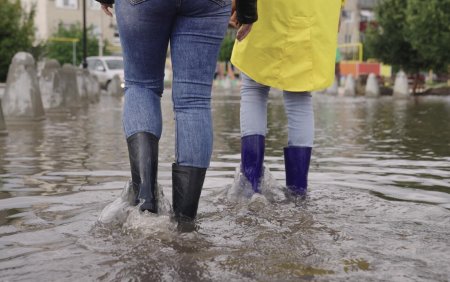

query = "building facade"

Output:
[[21, 0, 120, 54], [339, 0, 379, 44]]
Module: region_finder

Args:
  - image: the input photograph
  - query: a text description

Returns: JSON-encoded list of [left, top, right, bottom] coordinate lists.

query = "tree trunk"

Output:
[[412, 73, 419, 95]]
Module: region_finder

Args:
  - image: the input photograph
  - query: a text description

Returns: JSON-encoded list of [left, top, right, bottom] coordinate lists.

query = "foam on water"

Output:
[[97, 180, 175, 234], [227, 166, 287, 204]]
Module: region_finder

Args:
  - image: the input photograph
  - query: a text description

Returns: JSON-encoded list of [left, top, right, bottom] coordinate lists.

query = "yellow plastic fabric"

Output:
[[231, 0, 342, 92]]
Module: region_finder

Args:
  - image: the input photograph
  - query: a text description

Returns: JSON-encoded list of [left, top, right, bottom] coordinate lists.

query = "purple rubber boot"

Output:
[[284, 146, 312, 196], [241, 135, 265, 193]]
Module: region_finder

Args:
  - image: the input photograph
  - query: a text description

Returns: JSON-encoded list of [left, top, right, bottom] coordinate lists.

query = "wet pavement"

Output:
[[0, 90, 449, 281]]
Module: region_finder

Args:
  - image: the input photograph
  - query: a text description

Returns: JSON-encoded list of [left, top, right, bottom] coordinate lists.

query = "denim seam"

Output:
[[174, 113, 180, 165], [206, 0, 228, 7], [125, 80, 164, 89], [125, 84, 164, 97], [126, 129, 161, 139]]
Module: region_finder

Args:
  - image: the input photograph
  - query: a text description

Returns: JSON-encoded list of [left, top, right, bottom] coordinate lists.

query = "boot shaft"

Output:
[[284, 146, 312, 196], [127, 132, 159, 212], [172, 164, 207, 221], [241, 135, 265, 193]]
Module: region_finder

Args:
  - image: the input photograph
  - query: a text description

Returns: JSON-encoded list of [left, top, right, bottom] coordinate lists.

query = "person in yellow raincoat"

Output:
[[231, 0, 344, 196]]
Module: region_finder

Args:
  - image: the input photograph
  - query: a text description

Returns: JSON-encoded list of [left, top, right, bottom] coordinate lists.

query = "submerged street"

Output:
[[0, 91, 449, 281]]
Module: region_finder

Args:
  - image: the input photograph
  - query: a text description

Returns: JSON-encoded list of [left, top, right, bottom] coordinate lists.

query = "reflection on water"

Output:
[[0, 91, 449, 281]]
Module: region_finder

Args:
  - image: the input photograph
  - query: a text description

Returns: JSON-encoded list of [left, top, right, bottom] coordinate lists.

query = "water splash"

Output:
[[227, 165, 287, 205], [97, 180, 174, 233]]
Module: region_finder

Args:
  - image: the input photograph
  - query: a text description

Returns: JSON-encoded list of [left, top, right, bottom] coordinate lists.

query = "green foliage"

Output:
[[218, 32, 235, 62], [365, 0, 450, 74], [46, 23, 111, 66], [0, 0, 36, 82], [365, 0, 427, 73], [405, 0, 450, 72]]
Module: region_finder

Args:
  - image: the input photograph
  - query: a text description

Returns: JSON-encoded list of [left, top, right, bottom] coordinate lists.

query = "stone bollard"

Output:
[[326, 78, 338, 95], [365, 73, 380, 97], [0, 83, 5, 100], [39, 59, 65, 110], [344, 75, 356, 97], [0, 99, 7, 135], [37, 60, 46, 78], [393, 71, 410, 98], [2, 52, 45, 121], [107, 75, 123, 96], [85, 73, 101, 103], [59, 64, 81, 107], [76, 68, 89, 102]]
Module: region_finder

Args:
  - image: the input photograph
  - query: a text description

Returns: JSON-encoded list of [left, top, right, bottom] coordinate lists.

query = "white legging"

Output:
[[240, 73, 315, 147]]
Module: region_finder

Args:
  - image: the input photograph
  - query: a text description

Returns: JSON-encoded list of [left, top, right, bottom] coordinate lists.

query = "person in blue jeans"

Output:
[[98, 0, 231, 229]]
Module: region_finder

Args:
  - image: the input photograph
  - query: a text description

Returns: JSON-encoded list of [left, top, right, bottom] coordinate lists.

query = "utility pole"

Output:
[[99, 10, 104, 57], [82, 0, 88, 69]]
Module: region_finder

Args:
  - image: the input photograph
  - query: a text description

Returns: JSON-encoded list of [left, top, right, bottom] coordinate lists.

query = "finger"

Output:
[[236, 26, 251, 41], [230, 12, 236, 21], [236, 29, 245, 41], [228, 20, 238, 28], [236, 28, 243, 41], [105, 7, 113, 17], [101, 5, 113, 17], [238, 28, 250, 41], [228, 12, 239, 28]]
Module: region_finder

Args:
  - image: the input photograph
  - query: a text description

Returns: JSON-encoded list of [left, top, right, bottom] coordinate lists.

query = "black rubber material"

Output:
[[172, 163, 207, 229], [127, 132, 159, 213]]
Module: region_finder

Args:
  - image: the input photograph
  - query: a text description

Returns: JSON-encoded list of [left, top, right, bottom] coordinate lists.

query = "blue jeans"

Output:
[[116, 0, 231, 168], [240, 74, 315, 147]]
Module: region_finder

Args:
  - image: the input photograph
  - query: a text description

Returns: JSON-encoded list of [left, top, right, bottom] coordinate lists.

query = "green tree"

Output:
[[46, 23, 111, 66], [218, 29, 236, 62], [0, 0, 36, 82], [405, 0, 450, 73], [365, 0, 429, 74], [366, 0, 450, 91]]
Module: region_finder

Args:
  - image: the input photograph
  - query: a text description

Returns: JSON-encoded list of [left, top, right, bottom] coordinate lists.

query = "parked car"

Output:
[[85, 56, 124, 89]]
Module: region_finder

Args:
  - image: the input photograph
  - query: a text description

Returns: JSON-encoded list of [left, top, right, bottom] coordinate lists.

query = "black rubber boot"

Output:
[[172, 163, 207, 232], [127, 132, 159, 213]]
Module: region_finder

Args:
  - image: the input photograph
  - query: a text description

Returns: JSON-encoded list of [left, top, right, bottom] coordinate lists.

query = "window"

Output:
[[342, 10, 354, 23], [89, 60, 106, 71], [345, 34, 352, 43], [55, 0, 78, 9], [105, 60, 124, 70]]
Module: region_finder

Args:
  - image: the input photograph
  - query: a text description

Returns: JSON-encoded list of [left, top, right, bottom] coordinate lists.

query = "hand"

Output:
[[236, 24, 253, 41], [101, 4, 113, 17], [229, 0, 239, 28], [229, 11, 239, 28]]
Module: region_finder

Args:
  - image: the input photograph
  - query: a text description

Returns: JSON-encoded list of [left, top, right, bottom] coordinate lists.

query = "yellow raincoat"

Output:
[[231, 0, 344, 92]]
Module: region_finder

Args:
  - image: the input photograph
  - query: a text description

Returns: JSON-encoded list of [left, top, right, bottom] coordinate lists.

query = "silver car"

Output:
[[86, 56, 125, 89]]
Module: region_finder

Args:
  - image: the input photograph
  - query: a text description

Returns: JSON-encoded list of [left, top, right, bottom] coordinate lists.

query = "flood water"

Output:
[[0, 89, 449, 281]]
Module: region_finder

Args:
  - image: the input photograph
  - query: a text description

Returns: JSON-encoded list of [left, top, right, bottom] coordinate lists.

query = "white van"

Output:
[[86, 56, 124, 89]]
